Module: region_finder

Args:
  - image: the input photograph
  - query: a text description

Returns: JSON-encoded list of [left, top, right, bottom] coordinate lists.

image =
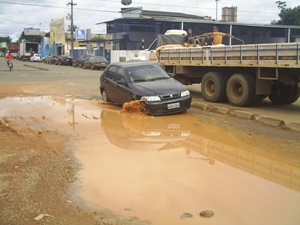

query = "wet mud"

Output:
[[1, 96, 300, 225]]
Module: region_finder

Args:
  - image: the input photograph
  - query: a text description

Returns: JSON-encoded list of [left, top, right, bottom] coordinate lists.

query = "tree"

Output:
[[274, 1, 300, 26], [0, 36, 12, 43], [92, 34, 104, 41]]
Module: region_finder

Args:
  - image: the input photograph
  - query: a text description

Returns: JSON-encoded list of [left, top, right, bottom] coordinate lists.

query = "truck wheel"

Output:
[[268, 79, 299, 105], [226, 74, 255, 107], [201, 72, 227, 102]]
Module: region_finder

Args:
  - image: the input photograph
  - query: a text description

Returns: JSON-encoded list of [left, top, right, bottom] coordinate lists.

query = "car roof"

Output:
[[110, 61, 157, 68]]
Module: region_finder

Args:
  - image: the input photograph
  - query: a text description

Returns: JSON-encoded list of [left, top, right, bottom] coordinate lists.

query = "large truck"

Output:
[[19, 41, 40, 61], [7, 43, 20, 55], [149, 36, 300, 107]]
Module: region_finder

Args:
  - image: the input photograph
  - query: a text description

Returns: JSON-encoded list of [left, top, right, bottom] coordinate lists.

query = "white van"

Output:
[[134, 30, 187, 61]]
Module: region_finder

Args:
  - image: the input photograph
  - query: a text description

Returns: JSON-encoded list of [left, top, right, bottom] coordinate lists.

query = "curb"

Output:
[[24, 64, 49, 71], [257, 116, 285, 127], [288, 122, 300, 132], [191, 102, 209, 111], [230, 110, 255, 120], [210, 106, 229, 115], [190, 102, 299, 132]]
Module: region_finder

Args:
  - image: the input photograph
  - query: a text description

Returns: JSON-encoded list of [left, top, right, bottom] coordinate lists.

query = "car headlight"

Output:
[[141, 131, 161, 136], [140, 96, 161, 101], [181, 90, 190, 97]]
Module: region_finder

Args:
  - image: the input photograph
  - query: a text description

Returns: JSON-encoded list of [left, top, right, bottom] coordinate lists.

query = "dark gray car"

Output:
[[99, 61, 191, 115], [83, 56, 109, 70]]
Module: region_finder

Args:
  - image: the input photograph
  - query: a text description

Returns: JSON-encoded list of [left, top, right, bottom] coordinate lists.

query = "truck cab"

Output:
[[135, 30, 187, 61]]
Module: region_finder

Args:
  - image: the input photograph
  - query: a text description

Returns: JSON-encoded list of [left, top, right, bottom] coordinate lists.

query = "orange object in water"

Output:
[[122, 100, 141, 112]]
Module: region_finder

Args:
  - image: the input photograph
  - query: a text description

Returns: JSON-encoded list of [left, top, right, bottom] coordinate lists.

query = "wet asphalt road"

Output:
[[0, 57, 299, 125], [1, 57, 300, 225]]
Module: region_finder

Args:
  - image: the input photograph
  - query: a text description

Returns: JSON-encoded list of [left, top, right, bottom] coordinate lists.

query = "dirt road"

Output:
[[1, 59, 300, 225]]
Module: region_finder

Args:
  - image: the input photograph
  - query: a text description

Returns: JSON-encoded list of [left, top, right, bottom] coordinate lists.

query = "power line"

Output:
[[0, 1, 119, 13], [0, 0, 279, 16], [0, 17, 36, 26]]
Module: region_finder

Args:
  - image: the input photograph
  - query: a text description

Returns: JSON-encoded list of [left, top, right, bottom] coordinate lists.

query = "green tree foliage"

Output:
[[275, 1, 300, 25], [0, 36, 12, 43], [92, 34, 104, 41]]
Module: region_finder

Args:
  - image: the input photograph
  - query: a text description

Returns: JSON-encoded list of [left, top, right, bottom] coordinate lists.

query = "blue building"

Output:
[[98, 7, 300, 50]]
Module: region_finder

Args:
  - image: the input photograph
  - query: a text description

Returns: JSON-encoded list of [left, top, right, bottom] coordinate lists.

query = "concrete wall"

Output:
[[111, 50, 139, 63]]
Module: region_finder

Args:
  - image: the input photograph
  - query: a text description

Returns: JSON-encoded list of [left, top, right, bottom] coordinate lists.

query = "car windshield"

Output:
[[127, 64, 170, 83], [94, 56, 107, 62]]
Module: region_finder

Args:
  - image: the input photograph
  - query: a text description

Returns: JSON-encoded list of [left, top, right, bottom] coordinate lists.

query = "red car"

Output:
[[48, 55, 58, 64]]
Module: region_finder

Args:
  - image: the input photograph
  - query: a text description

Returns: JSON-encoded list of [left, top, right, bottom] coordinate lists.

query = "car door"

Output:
[[86, 56, 94, 68], [102, 66, 118, 103], [113, 67, 134, 104]]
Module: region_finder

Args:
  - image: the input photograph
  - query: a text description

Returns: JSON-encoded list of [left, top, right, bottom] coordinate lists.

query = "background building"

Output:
[[99, 7, 300, 51], [222, 6, 237, 22]]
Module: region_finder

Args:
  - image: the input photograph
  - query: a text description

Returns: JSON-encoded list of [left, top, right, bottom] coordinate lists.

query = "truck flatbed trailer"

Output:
[[158, 43, 300, 106]]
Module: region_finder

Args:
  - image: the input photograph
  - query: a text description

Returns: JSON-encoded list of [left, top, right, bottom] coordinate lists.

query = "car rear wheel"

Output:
[[102, 90, 110, 102]]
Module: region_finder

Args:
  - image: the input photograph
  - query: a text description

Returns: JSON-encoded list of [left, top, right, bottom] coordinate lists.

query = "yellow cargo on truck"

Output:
[[158, 42, 300, 106]]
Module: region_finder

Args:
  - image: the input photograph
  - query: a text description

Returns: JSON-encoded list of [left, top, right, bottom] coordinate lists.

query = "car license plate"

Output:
[[167, 102, 180, 109]]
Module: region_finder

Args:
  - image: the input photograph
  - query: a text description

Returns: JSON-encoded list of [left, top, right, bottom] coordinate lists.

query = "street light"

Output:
[[215, 0, 220, 21], [67, 0, 77, 58]]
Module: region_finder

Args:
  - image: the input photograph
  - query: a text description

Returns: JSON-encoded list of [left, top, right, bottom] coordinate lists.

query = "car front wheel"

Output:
[[102, 90, 110, 102]]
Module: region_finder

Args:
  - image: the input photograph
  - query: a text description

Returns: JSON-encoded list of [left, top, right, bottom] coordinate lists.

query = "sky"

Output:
[[0, 0, 299, 42]]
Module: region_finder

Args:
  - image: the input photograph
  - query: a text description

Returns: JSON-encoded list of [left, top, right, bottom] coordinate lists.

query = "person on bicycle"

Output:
[[5, 51, 14, 65]]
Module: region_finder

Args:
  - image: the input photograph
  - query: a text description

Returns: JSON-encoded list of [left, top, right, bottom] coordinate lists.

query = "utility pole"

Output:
[[67, 0, 77, 58], [215, 0, 220, 21]]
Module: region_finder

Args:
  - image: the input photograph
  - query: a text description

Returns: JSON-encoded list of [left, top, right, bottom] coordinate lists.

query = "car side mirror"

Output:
[[168, 73, 175, 78], [116, 79, 127, 86]]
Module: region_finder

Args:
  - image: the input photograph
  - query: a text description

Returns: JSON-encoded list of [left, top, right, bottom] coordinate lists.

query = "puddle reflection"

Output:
[[101, 109, 300, 192], [75, 108, 300, 225]]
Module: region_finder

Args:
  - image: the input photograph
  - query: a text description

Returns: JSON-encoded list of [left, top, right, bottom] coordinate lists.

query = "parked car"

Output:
[[42, 56, 51, 63], [99, 61, 192, 116], [73, 55, 91, 68], [83, 56, 109, 70], [30, 53, 42, 62], [55, 55, 73, 66], [48, 55, 58, 64], [12, 52, 18, 58]]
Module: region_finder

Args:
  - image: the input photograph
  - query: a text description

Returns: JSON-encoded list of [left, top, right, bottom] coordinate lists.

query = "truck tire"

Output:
[[268, 79, 299, 105], [201, 72, 227, 102], [226, 74, 255, 107]]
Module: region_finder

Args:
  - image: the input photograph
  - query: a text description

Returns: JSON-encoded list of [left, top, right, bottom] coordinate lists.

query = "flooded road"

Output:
[[1, 96, 300, 225]]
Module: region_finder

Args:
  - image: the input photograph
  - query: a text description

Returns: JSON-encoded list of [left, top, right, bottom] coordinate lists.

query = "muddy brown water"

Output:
[[1, 96, 300, 225]]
